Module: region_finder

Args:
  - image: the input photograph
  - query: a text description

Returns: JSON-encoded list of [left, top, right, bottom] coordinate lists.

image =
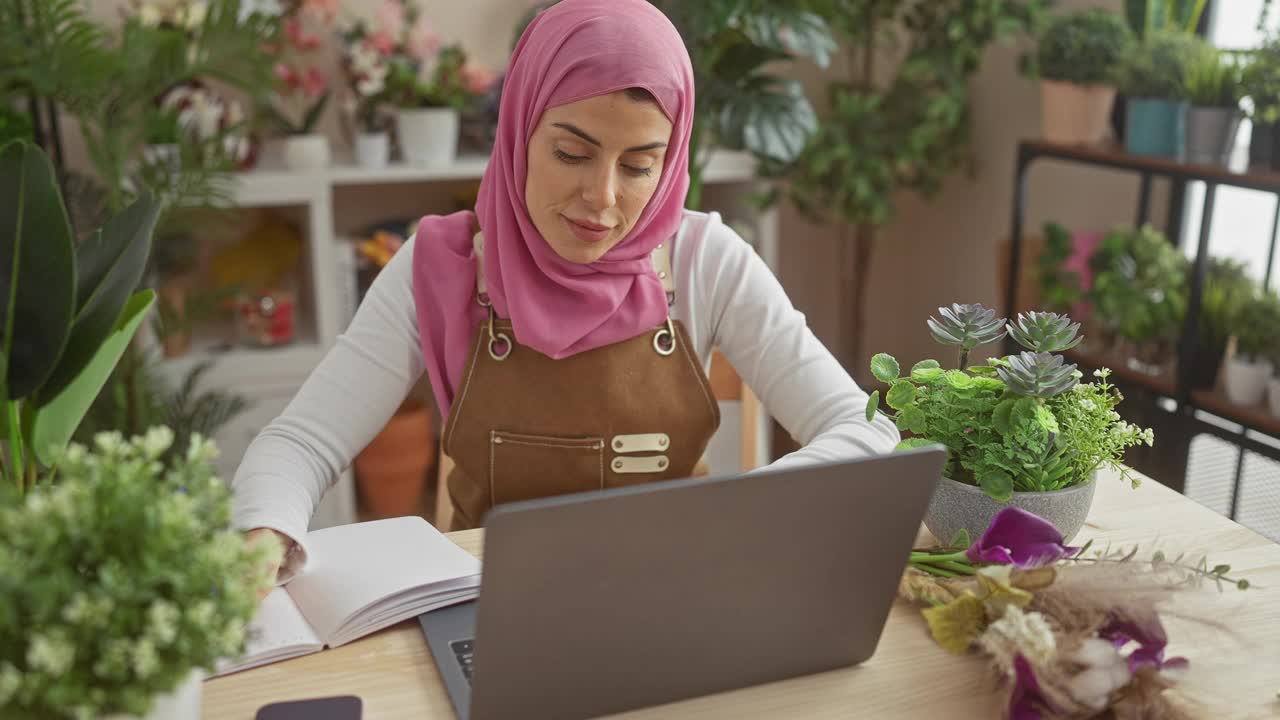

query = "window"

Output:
[[1181, 2, 1280, 289]]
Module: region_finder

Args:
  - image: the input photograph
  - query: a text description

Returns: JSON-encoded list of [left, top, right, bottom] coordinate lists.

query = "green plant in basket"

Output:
[[866, 305, 1154, 502], [1028, 8, 1133, 86], [0, 428, 276, 719]]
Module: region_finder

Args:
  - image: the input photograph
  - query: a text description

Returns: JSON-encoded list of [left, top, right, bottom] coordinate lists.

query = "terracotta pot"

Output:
[[354, 399, 434, 519], [1040, 80, 1117, 145]]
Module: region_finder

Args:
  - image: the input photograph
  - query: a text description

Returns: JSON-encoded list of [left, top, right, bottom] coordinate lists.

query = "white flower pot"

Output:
[[102, 669, 203, 720], [1268, 377, 1280, 418], [283, 133, 331, 171], [354, 131, 390, 168], [396, 107, 459, 167], [1222, 356, 1273, 406]]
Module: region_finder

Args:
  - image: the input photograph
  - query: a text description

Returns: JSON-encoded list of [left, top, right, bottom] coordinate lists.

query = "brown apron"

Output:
[[440, 233, 721, 531]]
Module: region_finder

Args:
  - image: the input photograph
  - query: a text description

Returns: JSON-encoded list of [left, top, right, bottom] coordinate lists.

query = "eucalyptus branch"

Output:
[[1067, 540, 1254, 592]]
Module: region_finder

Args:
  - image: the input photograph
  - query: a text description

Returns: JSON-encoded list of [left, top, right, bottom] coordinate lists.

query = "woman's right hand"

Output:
[[244, 527, 291, 601]]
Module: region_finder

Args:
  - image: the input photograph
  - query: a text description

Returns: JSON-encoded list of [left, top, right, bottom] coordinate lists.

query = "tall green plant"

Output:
[[1184, 42, 1244, 107], [771, 0, 1044, 371], [0, 141, 158, 491]]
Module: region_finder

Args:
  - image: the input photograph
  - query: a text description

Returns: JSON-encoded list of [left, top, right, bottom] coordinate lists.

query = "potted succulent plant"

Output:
[[866, 305, 1154, 544], [1222, 291, 1280, 406], [1119, 31, 1201, 158], [1030, 8, 1133, 145], [1184, 43, 1245, 167], [1243, 34, 1280, 171]]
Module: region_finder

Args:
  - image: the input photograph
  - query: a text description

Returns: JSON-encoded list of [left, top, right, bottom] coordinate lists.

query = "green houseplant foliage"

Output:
[[1087, 225, 1188, 349], [0, 140, 158, 490], [1185, 43, 1244, 108], [1231, 291, 1280, 362], [0, 428, 274, 719], [1244, 36, 1280, 124], [1120, 30, 1201, 99], [866, 306, 1153, 502], [1123, 0, 1206, 40], [1033, 8, 1133, 86], [1037, 221, 1084, 315]]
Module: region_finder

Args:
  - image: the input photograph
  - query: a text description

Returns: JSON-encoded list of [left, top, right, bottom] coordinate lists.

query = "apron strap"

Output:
[[472, 231, 677, 307]]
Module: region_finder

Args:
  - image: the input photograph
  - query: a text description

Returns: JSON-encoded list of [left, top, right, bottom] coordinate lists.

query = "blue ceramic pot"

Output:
[[1125, 97, 1188, 159]]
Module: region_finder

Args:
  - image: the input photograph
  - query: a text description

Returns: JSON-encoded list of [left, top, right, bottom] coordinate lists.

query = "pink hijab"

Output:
[[412, 0, 695, 419]]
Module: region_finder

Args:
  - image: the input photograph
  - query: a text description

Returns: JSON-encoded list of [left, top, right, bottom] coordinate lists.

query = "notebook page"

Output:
[[287, 516, 482, 644], [211, 587, 323, 676]]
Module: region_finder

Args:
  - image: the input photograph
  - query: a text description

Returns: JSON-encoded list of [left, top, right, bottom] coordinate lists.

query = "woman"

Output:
[[234, 0, 899, 585]]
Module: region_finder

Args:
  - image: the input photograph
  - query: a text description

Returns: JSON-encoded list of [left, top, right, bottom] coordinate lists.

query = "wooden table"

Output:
[[205, 470, 1280, 719]]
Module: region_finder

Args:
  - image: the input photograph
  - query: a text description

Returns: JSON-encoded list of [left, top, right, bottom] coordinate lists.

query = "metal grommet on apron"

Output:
[[439, 231, 721, 531]]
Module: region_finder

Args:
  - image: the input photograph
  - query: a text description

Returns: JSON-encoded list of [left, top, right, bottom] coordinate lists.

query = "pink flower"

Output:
[[1099, 609, 1189, 676], [966, 507, 1078, 569], [368, 31, 396, 56], [301, 0, 338, 24], [274, 62, 301, 91], [301, 67, 328, 99], [406, 14, 440, 62], [460, 63, 498, 95], [374, 0, 405, 38], [1009, 655, 1057, 720], [283, 17, 320, 51]]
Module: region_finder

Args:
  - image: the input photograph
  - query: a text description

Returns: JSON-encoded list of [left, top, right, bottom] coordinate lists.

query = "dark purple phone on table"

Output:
[[255, 695, 362, 720]]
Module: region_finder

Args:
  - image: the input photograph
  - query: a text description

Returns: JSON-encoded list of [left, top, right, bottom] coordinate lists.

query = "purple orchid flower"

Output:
[[1100, 609, 1190, 675], [1010, 654, 1056, 720], [966, 507, 1080, 568]]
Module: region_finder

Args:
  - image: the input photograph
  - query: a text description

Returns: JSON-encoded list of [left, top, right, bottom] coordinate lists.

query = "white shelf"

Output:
[[156, 340, 327, 389], [229, 148, 760, 203]]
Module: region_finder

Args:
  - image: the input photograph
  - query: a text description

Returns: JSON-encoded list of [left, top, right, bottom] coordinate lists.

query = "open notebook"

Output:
[[213, 515, 481, 676]]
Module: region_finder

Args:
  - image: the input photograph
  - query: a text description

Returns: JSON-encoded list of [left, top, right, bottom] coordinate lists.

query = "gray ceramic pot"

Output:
[[924, 476, 1097, 546], [1185, 106, 1242, 167]]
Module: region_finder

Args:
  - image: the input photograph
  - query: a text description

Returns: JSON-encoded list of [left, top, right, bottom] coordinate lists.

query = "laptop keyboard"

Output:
[[450, 639, 475, 683]]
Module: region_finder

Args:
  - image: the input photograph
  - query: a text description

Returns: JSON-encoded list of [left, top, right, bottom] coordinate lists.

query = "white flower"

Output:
[[148, 601, 181, 645], [357, 76, 386, 96], [978, 605, 1057, 666], [142, 426, 175, 459], [27, 632, 76, 675], [94, 431, 126, 455], [187, 433, 218, 463], [132, 637, 159, 678], [1066, 637, 1131, 710], [0, 663, 21, 706], [189, 600, 216, 627]]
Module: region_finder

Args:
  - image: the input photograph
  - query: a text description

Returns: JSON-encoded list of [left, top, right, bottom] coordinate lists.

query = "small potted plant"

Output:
[[0, 429, 275, 720], [1243, 34, 1280, 171], [1119, 31, 1200, 158], [1086, 225, 1187, 372], [1184, 43, 1245, 167], [1195, 257, 1257, 390], [1222, 291, 1280, 406], [261, 9, 334, 170], [338, 4, 397, 168], [1030, 8, 1132, 145], [866, 305, 1154, 544], [388, 43, 471, 167]]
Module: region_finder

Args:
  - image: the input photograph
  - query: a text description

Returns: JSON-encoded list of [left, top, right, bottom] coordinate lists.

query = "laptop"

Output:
[[419, 446, 945, 720]]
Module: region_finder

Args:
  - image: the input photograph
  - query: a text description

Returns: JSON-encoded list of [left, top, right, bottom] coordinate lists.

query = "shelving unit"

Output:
[[1004, 139, 1280, 513], [155, 149, 779, 529]]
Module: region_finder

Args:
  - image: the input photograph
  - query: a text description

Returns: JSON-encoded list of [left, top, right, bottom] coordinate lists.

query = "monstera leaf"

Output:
[[716, 75, 817, 165]]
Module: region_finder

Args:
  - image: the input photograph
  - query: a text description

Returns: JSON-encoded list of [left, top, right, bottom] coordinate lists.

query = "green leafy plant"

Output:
[[1087, 225, 1187, 349], [866, 305, 1153, 501], [1197, 257, 1255, 356], [1243, 34, 1280, 124], [766, 0, 1044, 370], [1119, 30, 1202, 99], [0, 141, 159, 491], [1230, 290, 1280, 362], [0, 428, 274, 718], [1036, 222, 1084, 315], [1030, 8, 1133, 86], [385, 44, 471, 111], [1185, 43, 1245, 108]]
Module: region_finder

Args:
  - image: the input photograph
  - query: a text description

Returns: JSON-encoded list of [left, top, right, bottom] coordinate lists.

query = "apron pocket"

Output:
[[489, 431, 605, 505]]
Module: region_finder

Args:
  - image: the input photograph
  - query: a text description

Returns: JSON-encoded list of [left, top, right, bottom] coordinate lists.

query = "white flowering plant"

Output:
[[0, 429, 275, 720], [866, 306, 1154, 502]]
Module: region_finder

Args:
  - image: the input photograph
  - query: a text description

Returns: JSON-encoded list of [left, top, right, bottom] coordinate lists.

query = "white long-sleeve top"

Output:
[[232, 210, 900, 580]]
